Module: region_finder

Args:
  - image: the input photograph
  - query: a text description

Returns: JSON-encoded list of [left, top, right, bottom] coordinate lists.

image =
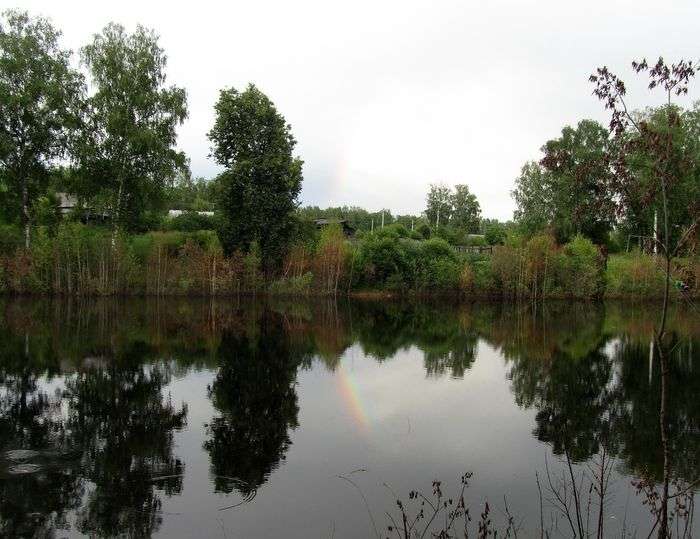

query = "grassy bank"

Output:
[[0, 222, 697, 299]]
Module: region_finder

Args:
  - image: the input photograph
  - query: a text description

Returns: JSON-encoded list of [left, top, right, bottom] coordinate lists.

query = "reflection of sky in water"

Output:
[[0, 300, 697, 538]]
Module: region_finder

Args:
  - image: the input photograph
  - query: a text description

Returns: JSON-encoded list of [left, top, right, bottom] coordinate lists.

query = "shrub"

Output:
[[268, 272, 313, 295], [0, 224, 22, 252], [420, 238, 455, 260], [459, 264, 475, 293], [560, 235, 605, 298], [163, 211, 218, 232], [484, 222, 507, 245], [606, 252, 665, 297], [354, 232, 408, 288], [315, 224, 350, 294], [416, 223, 431, 239]]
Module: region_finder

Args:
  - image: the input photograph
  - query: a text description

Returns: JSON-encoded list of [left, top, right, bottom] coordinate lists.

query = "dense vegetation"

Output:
[[0, 10, 697, 300]]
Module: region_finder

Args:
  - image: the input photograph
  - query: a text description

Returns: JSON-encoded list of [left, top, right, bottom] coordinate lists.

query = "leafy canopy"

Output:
[[208, 84, 303, 273], [77, 22, 188, 232], [0, 10, 83, 237]]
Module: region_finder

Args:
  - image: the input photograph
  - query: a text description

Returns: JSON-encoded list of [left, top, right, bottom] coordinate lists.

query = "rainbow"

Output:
[[336, 365, 370, 432]]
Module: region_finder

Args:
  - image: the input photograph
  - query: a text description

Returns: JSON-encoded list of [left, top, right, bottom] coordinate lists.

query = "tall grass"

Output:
[[0, 223, 696, 298]]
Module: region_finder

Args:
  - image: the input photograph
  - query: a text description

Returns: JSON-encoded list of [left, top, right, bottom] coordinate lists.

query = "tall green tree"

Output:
[[0, 10, 83, 246], [540, 119, 615, 244], [512, 121, 615, 243], [208, 84, 303, 274], [616, 104, 700, 249], [77, 23, 187, 236], [424, 183, 453, 228], [450, 184, 481, 233], [512, 161, 554, 235]]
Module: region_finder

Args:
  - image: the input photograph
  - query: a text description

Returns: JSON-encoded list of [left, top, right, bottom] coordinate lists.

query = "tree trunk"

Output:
[[21, 178, 30, 248], [112, 178, 125, 248]]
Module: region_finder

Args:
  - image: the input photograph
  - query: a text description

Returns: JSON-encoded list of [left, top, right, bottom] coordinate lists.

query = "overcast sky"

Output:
[[13, 0, 700, 219]]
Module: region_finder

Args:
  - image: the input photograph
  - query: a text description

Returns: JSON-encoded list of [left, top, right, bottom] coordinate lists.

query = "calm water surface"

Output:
[[0, 299, 697, 538]]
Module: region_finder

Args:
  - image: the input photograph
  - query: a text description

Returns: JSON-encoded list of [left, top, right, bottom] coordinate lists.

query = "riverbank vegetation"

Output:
[[1, 220, 697, 298], [1, 10, 698, 300]]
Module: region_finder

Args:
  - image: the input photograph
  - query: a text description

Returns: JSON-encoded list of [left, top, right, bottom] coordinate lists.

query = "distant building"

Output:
[[55, 192, 110, 224], [168, 209, 215, 218], [313, 218, 356, 238], [57, 192, 78, 215]]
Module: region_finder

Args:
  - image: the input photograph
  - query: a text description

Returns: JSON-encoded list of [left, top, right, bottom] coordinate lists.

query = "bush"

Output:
[[268, 272, 313, 295], [0, 224, 23, 252], [354, 232, 408, 288], [416, 223, 431, 239], [560, 235, 605, 298], [606, 252, 665, 297], [459, 264, 475, 293], [484, 222, 507, 245], [163, 211, 218, 232]]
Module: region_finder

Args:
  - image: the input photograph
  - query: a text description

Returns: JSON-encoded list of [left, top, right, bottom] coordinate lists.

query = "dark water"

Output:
[[0, 298, 697, 538]]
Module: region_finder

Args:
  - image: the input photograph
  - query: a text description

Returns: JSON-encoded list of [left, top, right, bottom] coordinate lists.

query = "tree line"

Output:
[[0, 10, 303, 275], [0, 10, 498, 274]]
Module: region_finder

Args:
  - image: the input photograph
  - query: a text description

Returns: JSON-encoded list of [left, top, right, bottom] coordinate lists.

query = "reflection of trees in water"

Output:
[[0, 298, 698, 535], [204, 311, 301, 496], [0, 328, 83, 537], [502, 309, 700, 485], [0, 324, 187, 538], [611, 336, 700, 484], [65, 340, 187, 537]]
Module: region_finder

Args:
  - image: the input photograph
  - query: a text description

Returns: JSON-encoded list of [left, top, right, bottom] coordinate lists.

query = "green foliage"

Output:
[[209, 84, 302, 274], [482, 219, 508, 245], [605, 252, 666, 297], [416, 222, 431, 239], [513, 121, 615, 244], [166, 173, 216, 211], [268, 272, 313, 295], [0, 10, 84, 244], [559, 235, 605, 298], [163, 212, 217, 232], [77, 22, 188, 233], [425, 183, 453, 227], [451, 184, 481, 233], [617, 104, 700, 252], [353, 232, 408, 288], [0, 224, 22, 251]]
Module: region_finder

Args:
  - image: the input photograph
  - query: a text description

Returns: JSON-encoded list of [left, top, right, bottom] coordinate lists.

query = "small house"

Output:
[[313, 218, 356, 238]]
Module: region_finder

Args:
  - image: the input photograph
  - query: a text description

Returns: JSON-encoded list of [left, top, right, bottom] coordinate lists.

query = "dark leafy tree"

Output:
[[539, 120, 616, 244], [208, 84, 303, 275], [0, 10, 83, 246], [77, 23, 188, 236], [513, 120, 615, 243]]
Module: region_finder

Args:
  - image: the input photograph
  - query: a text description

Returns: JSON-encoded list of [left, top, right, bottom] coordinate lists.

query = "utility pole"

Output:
[[436, 207, 440, 229], [411, 219, 414, 231], [381, 210, 385, 229], [371, 218, 374, 232]]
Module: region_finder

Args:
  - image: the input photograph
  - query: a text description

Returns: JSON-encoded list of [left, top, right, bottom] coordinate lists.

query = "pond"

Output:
[[0, 298, 697, 538]]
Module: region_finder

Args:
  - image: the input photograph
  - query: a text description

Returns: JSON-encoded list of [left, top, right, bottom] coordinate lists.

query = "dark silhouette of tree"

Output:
[[65, 341, 187, 537], [610, 335, 700, 484], [0, 329, 83, 537], [204, 311, 301, 495]]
